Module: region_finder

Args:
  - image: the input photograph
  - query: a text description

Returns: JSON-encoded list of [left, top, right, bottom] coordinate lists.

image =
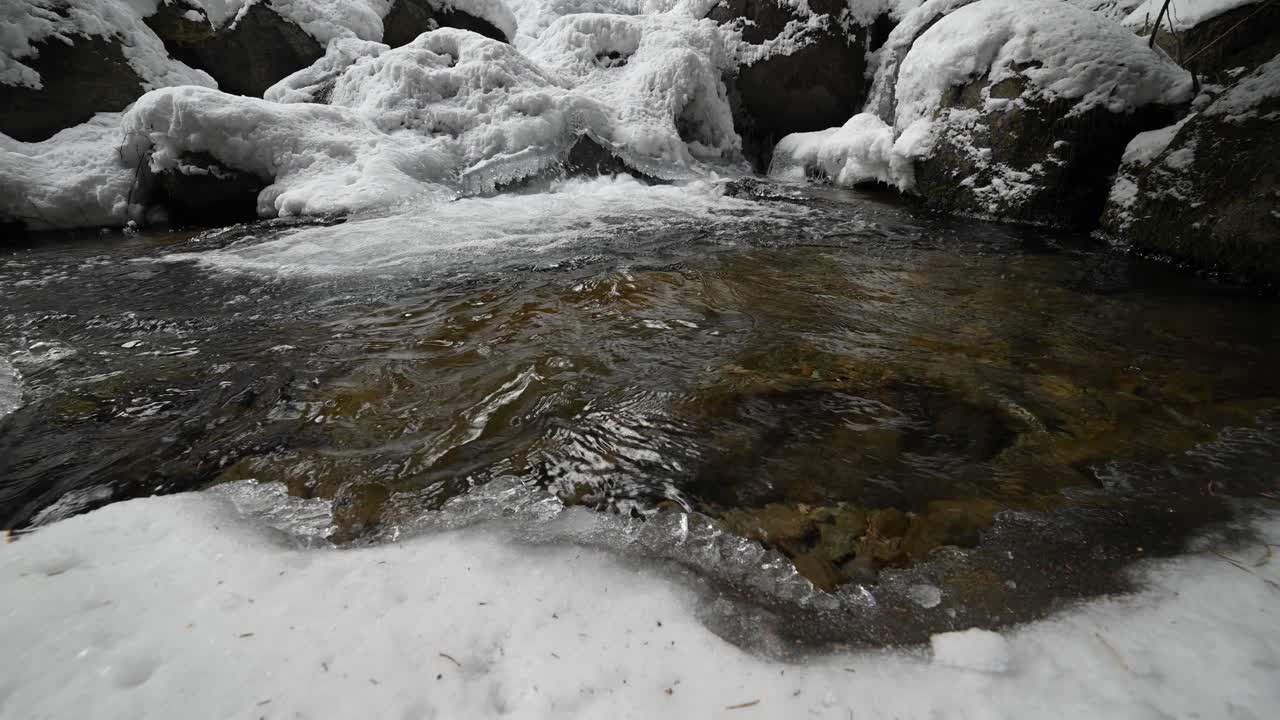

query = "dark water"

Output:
[[3, 183, 1278, 648]]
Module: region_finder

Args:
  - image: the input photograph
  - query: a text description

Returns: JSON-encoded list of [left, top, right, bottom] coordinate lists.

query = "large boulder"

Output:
[[144, 1, 325, 98], [709, 0, 891, 170], [898, 0, 1192, 226], [0, 34, 143, 142], [1125, 0, 1280, 84], [1100, 55, 1280, 278], [0, 0, 213, 142]]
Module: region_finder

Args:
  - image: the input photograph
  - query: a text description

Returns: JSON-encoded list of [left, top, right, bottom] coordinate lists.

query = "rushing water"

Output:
[[3, 177, 1279, 649]]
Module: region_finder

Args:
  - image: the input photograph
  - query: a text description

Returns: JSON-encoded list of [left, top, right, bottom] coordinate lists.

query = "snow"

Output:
[[177, 176, 790, 275], [930, 628, 1010, 672], [527, 12, 741, 172], [1122, 0, 1262, 31], [774, 0, 1192, 198], [894, 0, 1193, 131], [503, 0, 663, 49], [1119, 116, 1192, 167], [2, 483, 1279, 719], [768, 113, 914, 189], [1204, 54, 1280, 124], [1066, 0, 1146, 21], [0, 112, 147, 230], [0, 0, 214, 90]]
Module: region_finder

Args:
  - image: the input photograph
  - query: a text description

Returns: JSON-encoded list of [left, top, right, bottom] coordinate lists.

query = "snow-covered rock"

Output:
[[709, 0, 891, 170], [772, 0, 1193, 227], [1124, 0, 1279, 83], [0, 113, 149, 230], [1101, 55, 1280, 277], [0, 0, 214, 141]]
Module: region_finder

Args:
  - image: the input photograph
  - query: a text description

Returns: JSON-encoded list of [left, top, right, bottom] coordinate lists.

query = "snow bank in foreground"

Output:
[[1121, 0, 1261, 30], [0, 113, 146, 230], [0, 0, 214, 90], [180, 176, 779, 275], [1, 486, 1278, 719]]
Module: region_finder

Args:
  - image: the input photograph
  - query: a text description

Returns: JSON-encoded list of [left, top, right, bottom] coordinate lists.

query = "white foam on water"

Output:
[[0, 357, 21, 419], [178, 176, 790, 276]]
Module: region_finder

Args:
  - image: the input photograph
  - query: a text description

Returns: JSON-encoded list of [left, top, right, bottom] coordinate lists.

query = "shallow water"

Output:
[[3, 177, 1279, 648]]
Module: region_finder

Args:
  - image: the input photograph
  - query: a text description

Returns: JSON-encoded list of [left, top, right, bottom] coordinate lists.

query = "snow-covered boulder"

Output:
[[0, 0, 214, 141], [1101, 55, 1280, 277], [905, 0, 1193, 225], [774, 0, 1193, 227], [709, 0, 892, 170], [142, 0, 327, 98], [1122, 0, 1280, 83]]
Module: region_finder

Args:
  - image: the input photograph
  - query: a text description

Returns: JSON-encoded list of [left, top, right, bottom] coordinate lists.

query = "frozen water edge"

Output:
[[169, 176, 803, 276], [1, 484, 1277, 719]]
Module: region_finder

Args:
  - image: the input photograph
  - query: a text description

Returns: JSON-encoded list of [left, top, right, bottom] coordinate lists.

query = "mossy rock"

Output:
[[1143, 2, 1280, 84], [913, 69, 1181, 227], [1101, 57, 1280, 279], [0, 34, 143, 142]]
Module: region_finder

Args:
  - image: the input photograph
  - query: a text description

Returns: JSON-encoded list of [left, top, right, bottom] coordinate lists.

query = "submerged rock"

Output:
[[1101, 55, 1280, 277], [0, 34, 143, 142], [710, 0, 890, 171]]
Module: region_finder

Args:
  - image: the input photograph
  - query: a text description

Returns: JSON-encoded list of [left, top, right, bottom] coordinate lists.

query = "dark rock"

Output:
[[0, 34, 144, 142], [382, 0, 508, 47], [145, 0, 323, 97], [709, 0, 890, 171], [912, 69, 1181, 227], [1143, 1, 1280, 83], [149, 152, 266, 227], [1100, 58, 1280, 279], [562, 134, 650, 180]]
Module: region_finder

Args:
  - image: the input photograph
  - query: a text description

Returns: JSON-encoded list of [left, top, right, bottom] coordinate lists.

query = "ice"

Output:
[[177, 176, 795, 275], [2, 485, 1279, 719], [768, 113, 915, 190]]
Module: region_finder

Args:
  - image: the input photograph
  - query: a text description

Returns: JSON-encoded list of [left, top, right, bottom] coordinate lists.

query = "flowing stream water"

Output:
[[3, 177, 1278, 652]]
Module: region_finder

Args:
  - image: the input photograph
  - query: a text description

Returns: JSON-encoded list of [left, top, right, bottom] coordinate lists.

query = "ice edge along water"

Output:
[[1, 481, 1278, 720]]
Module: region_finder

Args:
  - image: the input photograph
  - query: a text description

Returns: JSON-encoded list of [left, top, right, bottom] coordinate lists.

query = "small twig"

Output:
[[1149, 0, 1173, 48], [726, 700, 760, 710], [438, 652, 462, 667], [1210, 550, 1280, 592], [1094, 632, 1134, 675]]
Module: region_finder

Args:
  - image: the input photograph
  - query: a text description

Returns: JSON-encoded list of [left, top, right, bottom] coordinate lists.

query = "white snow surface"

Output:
[[2, 486, 1279, 719], [895, 0, 1192, 131], [1121, 0, 1261, 30], [0, 0, 214, 90], [1119, 116, 1192, 167], [1204, 54, 1280, 124], [0, 113, 147, 230], [768, 113, 915, 189]]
